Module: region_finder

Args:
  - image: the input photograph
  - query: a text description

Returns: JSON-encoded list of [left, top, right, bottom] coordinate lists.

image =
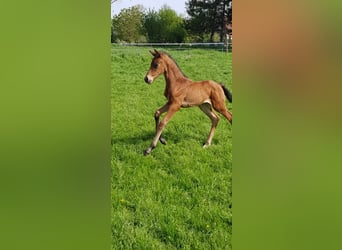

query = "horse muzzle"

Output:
[[144, 75, 153, 84]]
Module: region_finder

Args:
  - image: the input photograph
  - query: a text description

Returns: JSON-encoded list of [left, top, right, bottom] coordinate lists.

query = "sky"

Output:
[[111, 0, 187, 17]]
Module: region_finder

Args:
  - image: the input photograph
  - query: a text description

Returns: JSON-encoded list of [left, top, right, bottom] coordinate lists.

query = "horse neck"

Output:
[[163, 57, 186, 86]]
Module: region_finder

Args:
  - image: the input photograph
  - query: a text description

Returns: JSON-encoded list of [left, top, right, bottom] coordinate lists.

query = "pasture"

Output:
[[111, 45, 232, 249]]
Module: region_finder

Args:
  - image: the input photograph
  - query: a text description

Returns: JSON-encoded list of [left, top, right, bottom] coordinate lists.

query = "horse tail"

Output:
[[220, 83, 232, 103]]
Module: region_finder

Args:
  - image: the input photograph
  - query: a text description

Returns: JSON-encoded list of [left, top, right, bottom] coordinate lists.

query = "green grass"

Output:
[[111, 45, 232, 249]]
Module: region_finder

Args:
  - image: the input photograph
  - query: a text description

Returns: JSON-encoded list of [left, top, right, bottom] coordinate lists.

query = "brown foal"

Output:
[[143, 49, 232, 156]]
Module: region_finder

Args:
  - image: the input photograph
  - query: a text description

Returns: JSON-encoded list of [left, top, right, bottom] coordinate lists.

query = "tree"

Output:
[[143, 5, 186, 43], [142, 9, 162, 42], [158, 6, 186, 42], [112, 5, 145, 43], [186, 0, 232, 42]]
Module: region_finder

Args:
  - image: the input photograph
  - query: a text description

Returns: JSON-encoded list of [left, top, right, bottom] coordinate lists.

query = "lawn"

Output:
[[111, 45, 232, 249]]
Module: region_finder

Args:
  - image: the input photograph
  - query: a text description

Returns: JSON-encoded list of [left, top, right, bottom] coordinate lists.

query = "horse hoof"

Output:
[[203, 143, 210, 149], [159, 137, 167, 145], [144, 149, 151, 156]]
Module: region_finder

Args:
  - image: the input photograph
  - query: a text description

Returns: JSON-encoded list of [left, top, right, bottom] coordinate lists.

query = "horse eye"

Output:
[[152, 63, 158, 69]]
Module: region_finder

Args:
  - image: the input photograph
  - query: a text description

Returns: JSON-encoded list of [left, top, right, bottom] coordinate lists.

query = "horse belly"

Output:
[[181, 99, 195, 108], [181, 98, 211, 108]]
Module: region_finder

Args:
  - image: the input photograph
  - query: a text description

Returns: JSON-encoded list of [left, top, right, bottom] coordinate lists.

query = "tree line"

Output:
[[111, 0, 232, 43]]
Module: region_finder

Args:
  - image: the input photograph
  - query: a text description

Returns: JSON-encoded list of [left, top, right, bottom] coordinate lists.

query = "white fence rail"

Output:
[[111, 42, 232, 54]]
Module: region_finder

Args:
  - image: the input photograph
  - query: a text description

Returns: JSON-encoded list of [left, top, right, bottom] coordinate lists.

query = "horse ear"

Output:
[[150, 49, 160, 57]]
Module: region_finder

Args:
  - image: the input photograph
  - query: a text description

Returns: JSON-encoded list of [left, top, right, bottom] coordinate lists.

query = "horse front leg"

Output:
[[144, 106, 179, 156], [154, 103, 169, 145]]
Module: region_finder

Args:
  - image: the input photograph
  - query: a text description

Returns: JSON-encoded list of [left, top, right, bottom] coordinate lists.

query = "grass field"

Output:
[[111, 45, 232, 249]]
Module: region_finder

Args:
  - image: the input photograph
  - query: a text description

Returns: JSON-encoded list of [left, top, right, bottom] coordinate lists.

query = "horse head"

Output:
[[144, 49, 166, 84]]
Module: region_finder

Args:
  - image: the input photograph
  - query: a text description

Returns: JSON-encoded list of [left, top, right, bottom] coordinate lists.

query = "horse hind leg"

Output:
[[212, 98, 232, 124], [219, 108, 232, 124], [199, 103, 219, 148]]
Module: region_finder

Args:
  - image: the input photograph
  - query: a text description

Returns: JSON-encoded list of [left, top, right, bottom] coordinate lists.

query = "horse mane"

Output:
[[160, 51, 188, 78]]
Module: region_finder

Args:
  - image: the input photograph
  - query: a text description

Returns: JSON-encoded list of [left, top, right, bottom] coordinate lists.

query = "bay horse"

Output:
[[143, 49, 232, 156]]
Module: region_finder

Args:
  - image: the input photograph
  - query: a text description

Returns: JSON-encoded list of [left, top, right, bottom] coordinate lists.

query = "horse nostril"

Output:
[[144, 76, 148, 83]]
